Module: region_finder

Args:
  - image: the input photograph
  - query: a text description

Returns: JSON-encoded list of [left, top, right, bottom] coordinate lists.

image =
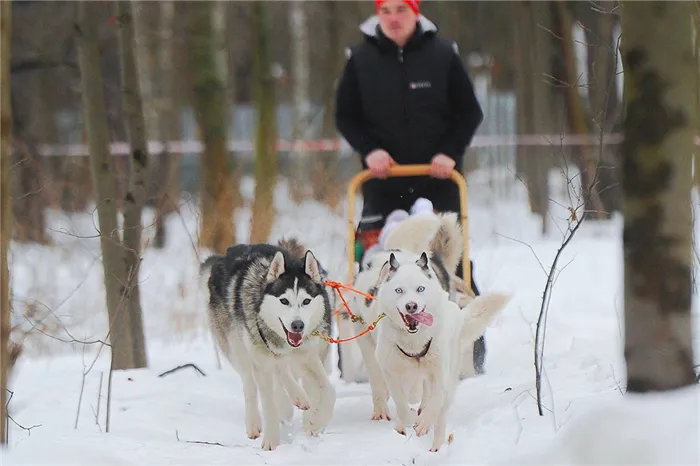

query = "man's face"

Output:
[[377, 1, 418, 46]]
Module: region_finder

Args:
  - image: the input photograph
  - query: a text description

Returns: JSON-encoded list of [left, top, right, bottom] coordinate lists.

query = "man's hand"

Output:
[[365, 149, 397, 179], [430, 154, 456, 179]]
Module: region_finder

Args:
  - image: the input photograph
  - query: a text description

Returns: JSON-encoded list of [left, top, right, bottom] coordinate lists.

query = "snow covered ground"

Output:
[[3, 168, 699, 465]]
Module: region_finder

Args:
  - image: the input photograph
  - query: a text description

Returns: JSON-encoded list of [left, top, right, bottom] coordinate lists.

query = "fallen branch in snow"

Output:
[[175, 429, 225, 447], [158, 363, 207, 378]]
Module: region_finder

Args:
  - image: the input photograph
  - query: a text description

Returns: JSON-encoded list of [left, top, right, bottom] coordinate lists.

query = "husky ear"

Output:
[[378, 253, 399, 285], [389, 252, 400, 271], [416, 251, 429, 271], [304, 250, 322, 283], [267, 251, 286, 282], [377, 261, 392, 285]]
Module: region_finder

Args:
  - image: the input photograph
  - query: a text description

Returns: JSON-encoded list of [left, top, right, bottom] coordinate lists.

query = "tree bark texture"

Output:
[[152, 0, 182, 249], [1, 0, 12, 445], [513, 1, 553, 235], [10, 90, 49, 245], [555, 1, 607, 220], [314, 0, 356, 210], [187, 1, 235, 254], [76, 0, 136, 371], [249, 2, 278, 244], [117, 0, 149, 369], [288, 0, 312, 203], [620, 0, 696, 392]]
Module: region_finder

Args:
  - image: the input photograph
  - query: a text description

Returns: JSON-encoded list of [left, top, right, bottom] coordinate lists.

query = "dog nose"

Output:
[[405, 302, 418, 314], [290, 320, 305, 333]]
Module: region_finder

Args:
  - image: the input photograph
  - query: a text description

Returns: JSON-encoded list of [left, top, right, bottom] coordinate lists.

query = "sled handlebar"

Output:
[[346, 164, 471, 290]]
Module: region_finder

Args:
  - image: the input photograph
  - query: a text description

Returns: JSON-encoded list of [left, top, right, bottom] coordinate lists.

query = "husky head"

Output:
[[259, 249, 328, 349], [376, 251, 444, 334]]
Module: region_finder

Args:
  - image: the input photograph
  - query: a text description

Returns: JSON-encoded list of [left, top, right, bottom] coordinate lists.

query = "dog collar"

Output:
[[396, 338, 432, 361]]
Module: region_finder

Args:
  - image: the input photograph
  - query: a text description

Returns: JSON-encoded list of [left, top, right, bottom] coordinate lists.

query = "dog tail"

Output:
[[459, 292, 511, 346], [428, 212, 463, 274], [198, 254, 219, 292], [277, 236, 307, 260]]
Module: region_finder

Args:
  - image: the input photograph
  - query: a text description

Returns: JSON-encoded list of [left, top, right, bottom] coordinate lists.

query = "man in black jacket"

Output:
[[335, 0, 488, 375]]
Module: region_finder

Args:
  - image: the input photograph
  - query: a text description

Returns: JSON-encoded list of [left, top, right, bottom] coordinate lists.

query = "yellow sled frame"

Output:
[[345, 164, 473, 295]]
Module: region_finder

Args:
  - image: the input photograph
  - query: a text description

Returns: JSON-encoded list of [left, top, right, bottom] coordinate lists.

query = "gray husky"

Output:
[[199, 238, 336, 451]]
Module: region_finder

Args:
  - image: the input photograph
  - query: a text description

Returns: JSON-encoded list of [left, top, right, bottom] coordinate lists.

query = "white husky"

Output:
[[374, 250, 510, 451], [339, 212, 510, 450]]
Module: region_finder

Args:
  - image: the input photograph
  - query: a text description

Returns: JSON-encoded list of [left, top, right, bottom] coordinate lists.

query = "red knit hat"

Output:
[[375, 0, 420, 15]]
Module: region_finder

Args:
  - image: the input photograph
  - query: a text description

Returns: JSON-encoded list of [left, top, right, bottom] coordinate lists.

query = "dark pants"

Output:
[[355, 177, 487, 375]]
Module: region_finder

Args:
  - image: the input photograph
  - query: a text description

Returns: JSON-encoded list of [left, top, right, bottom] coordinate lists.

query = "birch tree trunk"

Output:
[[188, 1, 235, 254], [288, 0, 311, 203], [249, 2, 278, 244], [117, 0, 148, 368], [620, 0, 696, 392], [76, 0, 136, 370], [0, 0, 12, 445]]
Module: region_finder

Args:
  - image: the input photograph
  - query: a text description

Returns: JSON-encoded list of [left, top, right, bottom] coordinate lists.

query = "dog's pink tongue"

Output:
[[409, 312, 434, 327], [288, 332, 303, 346]]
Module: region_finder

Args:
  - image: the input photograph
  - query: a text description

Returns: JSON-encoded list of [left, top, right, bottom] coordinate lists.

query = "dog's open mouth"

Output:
[[399, 309, 434, 334], [279, 319, 303, 347]]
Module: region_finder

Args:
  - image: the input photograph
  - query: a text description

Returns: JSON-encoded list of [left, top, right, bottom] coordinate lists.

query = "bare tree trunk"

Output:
[[556, 1, 607, 220], [583, 3, 621, 215], [0, 0, 12, 445], [9, 84, 49, 245], [621, 0, 696, 392], [152, 0, 181, 249], [514, 1, 553, 235], [76, 0, 136, 371], [117, 0, 149, 369], [188, 1, 235, 254], [288, 0, 311, 203], [313, 0, 352, 210], [249, 2, 278, 243]]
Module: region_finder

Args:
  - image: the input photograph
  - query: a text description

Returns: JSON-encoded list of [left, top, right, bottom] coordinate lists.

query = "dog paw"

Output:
[[294, 397, 311, 411], [372, 403, 392, 421], [372, 410, 391, 421], [413, 419, 433, 437], [302, 417, 322, 437], [414, 412, 436, 437], [260, 434, 279, 451], [246, 419, 262, 439], [429, 436, 447, 452]]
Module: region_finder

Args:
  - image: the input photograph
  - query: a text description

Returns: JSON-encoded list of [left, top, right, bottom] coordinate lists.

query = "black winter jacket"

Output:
[[335, 15, 484, 213]]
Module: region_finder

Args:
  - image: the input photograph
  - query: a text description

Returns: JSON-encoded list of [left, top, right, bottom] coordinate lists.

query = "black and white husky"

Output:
[[199, 239, 336, 451]]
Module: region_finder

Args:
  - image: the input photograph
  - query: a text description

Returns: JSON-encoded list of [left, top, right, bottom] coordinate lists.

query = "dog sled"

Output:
[[337, 163, 473, 382]]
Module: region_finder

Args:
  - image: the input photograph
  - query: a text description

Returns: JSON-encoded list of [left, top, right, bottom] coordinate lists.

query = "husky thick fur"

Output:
[[199, 239, 336, 451], [338, 213, 509, 434], [338, 213, 461, 387], [374, 252, 510, 451]]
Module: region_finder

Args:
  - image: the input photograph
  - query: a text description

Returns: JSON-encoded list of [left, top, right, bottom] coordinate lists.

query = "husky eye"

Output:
[[395, 287, 403, 294], [280, 298, 290, 305], [302, 298, 311, 306], [417, 286, 425, 293]]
